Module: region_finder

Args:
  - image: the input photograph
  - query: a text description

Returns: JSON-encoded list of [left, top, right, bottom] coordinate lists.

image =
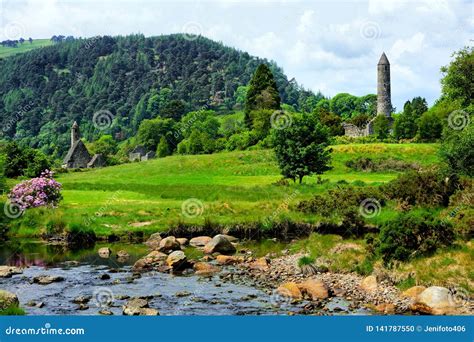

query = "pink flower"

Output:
[[8, 171, 62, 211]]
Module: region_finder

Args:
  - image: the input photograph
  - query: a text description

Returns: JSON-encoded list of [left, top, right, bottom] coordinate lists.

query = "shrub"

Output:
[[345, 156, 419, 172], [375, 211, 455, 264], [8, 170, 62, 211], [382, 169, 459, 206], [297, 185, 386, 216], [439, 122, 473, 177]]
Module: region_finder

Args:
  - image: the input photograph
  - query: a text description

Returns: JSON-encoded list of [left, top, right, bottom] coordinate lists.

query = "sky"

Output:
[[0, 0, 472, 111]]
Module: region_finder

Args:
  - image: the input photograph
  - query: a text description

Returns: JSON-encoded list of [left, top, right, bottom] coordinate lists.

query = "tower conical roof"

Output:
[[378, 52, 389, 65], [72, 121, 79, 128]]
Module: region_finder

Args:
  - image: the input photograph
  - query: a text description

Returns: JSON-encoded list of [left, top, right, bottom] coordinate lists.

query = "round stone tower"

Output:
[[377, 52, 392, 117], [71, 121, 80, 146]]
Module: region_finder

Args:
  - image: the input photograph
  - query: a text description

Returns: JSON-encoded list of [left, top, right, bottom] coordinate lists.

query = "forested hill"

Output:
[[0, 34, 313, 156]]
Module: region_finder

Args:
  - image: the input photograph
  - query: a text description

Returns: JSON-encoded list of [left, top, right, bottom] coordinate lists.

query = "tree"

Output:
[[440, 46, 473, 108], [314, 107, 344, 136], [137, 117, 176, 151], [330, 93, 358, 119], [91, 135, 117, 156], [156, 136, 171, 158], [161, 100, 186, 121], [439, 122, 473, 176], [372, 115, 391, 139], [245, 64, 281, 128], [417, 111, 443, 141], [350, 114, 370, 129], [272, 113, 332, 183]]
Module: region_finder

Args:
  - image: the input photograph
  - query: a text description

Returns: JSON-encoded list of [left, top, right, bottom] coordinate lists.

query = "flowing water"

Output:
[[0, 240, 368, 315]]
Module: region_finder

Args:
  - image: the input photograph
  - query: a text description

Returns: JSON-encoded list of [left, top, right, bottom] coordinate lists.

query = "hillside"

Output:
[[0, 39, 53, 58], [0, 34, 312, 156]]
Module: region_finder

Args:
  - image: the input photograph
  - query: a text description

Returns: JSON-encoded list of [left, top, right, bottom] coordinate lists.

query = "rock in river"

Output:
[[297, 279, 329, 300], [276, 282, 303, 300], [122, 298, 159, 316], [144, 233, 162, 250], [166, 251, 188, 271], [158, 236, 181, 253], [216, 255, 244, 265], [411, 286, 458, 315], [0, 290, 19, 310], [0, 266, 23, 278], [203, 235, 236, 255], [193, 262, 220, 276], [98, 247, 112, 258], [189, 236, 212, 247], [32, 275, 65, 285], [132, 251, 167, 271]]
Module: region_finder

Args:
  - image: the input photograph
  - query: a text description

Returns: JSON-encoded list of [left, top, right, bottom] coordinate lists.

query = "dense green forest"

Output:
[[0, 34, 319, 157]]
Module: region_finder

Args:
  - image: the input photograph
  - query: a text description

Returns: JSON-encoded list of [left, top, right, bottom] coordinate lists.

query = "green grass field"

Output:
[[0, 39, 52, 58], [7, 143, 440, 237]]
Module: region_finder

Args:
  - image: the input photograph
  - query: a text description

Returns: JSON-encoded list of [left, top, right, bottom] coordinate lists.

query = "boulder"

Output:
[[0, 266, 23, 278], [32, 275, 64, 285], [132, 251, 167, 271], [0, 290, 19, 310], [99, 309, 113, 315], [122, 298, 159, 316], [276, 282, 303, 299], [177, 238, 189, 246], [166, 251, 187, 270], [72, 296, 91, 304], [220, 234, 239, 243], [144, 233, 162, 250], [360, 275, 377, 293], [193, 262, 220, 275], [249, 257, 270, 270], [216, 255, 245, 265], [203, 235, 236, 255], [297, 279, 329, 300], [158, 236, 181, 253], [411, 286, 457, 315], [402, 286, 426, 300], [374, 303, 396, 314], [98, 247, 112, 258], [189, 236, 212, 247]]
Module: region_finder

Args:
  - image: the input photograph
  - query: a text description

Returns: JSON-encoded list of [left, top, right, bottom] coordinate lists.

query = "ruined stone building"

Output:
[[63, 121, 106, 168], [343, 52, 393, 137]]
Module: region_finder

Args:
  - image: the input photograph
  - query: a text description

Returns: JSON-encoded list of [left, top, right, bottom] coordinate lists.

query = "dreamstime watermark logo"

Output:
[[1, 101, 34, 136], [92, 110, 114, 130], [181, 198, 204, 218], [447, 110, 470, 130], [3, 200, 24, 219], [359, 198, 381, 218], [269, 288, 293, 307], [3, 21, 25, 40], [182, 21, 203, 41], [92, 287, 114, 308], [262, 190, 300, 228], [270, 110, 292, 130], [359, 20, 381, 40]]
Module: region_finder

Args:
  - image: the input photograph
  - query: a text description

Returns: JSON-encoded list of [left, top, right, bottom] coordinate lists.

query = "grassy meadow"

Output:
[[7, 143, 439, 237], [0, 39, 53, 58]]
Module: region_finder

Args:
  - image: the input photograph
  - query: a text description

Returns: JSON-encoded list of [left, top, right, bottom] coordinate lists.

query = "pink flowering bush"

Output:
[[8, 170, 62, 211]]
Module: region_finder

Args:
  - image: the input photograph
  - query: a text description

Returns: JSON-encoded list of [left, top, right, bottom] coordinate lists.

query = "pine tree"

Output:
[[244, 64, 281, 128]]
